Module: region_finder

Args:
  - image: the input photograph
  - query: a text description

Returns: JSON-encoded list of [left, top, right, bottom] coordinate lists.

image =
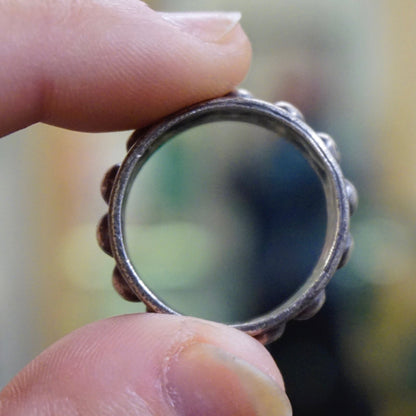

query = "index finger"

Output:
[[0, 0, 251, 137]]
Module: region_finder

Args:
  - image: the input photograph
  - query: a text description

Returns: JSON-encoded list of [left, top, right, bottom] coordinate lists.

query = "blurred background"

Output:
[[1, 1, 416, 415]]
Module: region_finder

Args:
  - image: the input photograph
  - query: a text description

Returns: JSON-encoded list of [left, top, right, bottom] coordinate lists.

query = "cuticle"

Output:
[[160, 320, 206, 408]]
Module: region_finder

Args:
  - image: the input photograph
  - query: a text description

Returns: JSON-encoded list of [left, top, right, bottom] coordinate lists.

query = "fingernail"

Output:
[[165, 343, 292, 416], [161, 12, 242, 43]]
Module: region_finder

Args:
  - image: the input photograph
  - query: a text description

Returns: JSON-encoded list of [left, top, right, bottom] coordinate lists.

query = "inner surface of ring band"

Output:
[[109, 97, 349, 335]]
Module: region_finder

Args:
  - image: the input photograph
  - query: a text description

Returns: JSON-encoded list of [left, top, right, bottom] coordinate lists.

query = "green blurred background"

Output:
[[1, 1, 416, 415]]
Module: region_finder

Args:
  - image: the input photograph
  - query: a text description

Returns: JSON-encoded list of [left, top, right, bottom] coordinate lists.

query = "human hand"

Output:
[[0, 1, 292, 415]]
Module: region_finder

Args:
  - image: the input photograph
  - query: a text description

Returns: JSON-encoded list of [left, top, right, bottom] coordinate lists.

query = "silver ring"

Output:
[[97, 90, 357, 344]]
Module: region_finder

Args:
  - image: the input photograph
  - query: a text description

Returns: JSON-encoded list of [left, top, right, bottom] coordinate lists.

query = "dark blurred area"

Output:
[[1, 2, 416, 415]]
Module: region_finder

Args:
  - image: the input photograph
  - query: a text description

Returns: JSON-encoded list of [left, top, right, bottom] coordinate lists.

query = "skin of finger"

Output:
[[0, 314, 284, 416], [0, 0, 251, 137]]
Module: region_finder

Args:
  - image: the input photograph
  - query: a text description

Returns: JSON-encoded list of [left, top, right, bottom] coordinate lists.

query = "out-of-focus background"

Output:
[[1, 1, 416, 415]]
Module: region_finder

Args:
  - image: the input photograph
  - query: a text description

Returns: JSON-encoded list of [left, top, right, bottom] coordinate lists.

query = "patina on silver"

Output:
[[97, 90, 357, 345]]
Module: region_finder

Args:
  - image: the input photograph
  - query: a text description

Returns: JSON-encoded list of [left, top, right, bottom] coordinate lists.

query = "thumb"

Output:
[[1, 0, 251, 137], [0, 314, 292, 416]]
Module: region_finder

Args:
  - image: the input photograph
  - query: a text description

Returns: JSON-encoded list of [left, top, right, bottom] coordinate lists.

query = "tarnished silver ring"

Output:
[[97, 90, 357, 344]]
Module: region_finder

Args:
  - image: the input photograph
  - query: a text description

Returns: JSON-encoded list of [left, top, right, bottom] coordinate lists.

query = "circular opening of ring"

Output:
[[124, 120, 326, 324]]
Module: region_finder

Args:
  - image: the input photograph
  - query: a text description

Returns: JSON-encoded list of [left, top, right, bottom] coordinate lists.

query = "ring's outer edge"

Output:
[[107, 93, 352, 344]]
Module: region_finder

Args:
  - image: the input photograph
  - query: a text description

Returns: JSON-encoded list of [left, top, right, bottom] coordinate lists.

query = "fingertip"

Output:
[[166, 342, 292, 416], [0, 1, 252, 136], [0, 314, 289, 416]]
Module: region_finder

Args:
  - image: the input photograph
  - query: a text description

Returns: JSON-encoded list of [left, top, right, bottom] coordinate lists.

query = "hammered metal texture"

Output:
[[101, 164, 119, 204], [318, 132, 341, 161], [345, 179, 359, 215], [97, 90, 357, 344], [275, 101, 305, 121], [96, 214, 112, 256], [295, 291, 327, 321], [112, 267, 140, 302], [338, 233, 354, 270]]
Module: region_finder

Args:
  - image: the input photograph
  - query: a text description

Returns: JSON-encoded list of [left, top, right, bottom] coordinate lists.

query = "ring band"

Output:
[[97, 90, 357, 344]]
